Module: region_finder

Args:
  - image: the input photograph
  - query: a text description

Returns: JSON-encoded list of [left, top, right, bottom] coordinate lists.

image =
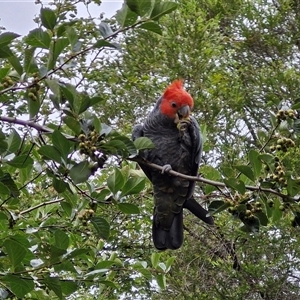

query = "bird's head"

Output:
[[159, 80, 194, 122]]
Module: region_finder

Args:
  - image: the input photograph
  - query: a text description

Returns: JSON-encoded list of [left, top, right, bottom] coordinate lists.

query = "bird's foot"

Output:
[[177, 119, 190, 131], [161, 164, 172, 174]]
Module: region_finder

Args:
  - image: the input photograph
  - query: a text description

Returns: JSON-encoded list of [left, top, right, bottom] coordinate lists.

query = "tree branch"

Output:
[[131, 158, 295, 201], [0, 116, 294, 201], [0, 116, 78, 141]]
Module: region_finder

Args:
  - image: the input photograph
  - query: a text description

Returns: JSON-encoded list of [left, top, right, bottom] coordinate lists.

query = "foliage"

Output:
[[0, 0, 300, 299]]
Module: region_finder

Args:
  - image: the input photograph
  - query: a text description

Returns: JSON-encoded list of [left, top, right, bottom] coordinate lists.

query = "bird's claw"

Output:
[[177, 119, 190, 131], [161, 164, 172, 174]]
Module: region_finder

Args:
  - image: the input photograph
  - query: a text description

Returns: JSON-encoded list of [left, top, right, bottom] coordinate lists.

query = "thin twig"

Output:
[[19, 198, 63, 215], [0, 18, 151, 96]]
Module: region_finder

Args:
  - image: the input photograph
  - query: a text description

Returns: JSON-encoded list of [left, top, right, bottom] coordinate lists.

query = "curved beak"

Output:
[[178, 105, 191, 118]]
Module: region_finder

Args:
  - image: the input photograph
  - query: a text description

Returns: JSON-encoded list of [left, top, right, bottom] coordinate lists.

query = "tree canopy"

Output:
[[0, 0, 300, 299]]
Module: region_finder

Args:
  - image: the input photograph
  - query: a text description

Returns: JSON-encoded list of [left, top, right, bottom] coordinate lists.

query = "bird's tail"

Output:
[[152, 210, 183, 250], [183, 196, 214, 225]]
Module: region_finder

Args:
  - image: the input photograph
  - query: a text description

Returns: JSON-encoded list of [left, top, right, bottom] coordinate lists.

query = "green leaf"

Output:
[[2, 275, 34, 298], [99, 22, 113, 38], [139, 269, 152, 280], [59, 83, 77, 111], [46, 79, 60, 98], [242, 216, 260, 233], [0, 67, 10, 81], [78, 94, 92, 115], [95, 260, 116, 269], [293, 119, 300, 134], [6, 155, 33, 168], [69, 161, 92, 184], [65, 248, 91, 259], [7, 54, 23, 75], [28, 94, 41, 118], [224, 178, 246, 194], [255, 211, 269, 226], [287, 177, 300, 197], [24, 47, 38, 74], [38, 145, 62, 163], [52, 130, 73, 161], [66, 26, 79, 52], [0, 130, 6, 140], [3, 238, 27, 268], [0, 46, 13, 58], [0, 173, 20, 197], [208, 200, 230, 214], [0, 32, 20, 47], [107, 168, 125, 194], [272, 199, 283, 222], [98, 280, 118, 288], [25, 28, 51, 49], [19, 164, 33, 185], [56, 21, 77, 37], [249, 149, 262, 178], [150, 1, 178, 20], [50, 245, 67, 262], [53, 177, 67, 193], [63, 116, 81, 135], [200, 165, 222, 194], [93, 39, 120, 49], [121, 177, 145, 196], [43, 277, 62, 299], [0, 182, 10, 195], [158, 262, 166, 272], [234, 165, 255, 182], [117, 136, 137, 157], [48, 38, 69, 70], [292, 102, 300, 110], [90, 96, 105, 107], [6, 129, 21, 154], [115, 3, 138, 27], [165, 256, 176, 272], [133, 137, 155, 150], [258, 154, 274, 166], [40, 8, 57, 30], [126, 0, 153, 17], [85, 269, 109, 277], [60, 280, 77, 296], [61, 201, 72, 217], [91, 216, 110, 239], [101, 139, 129, 156], [0, 140, 8, 154], [118, 203, 140, 214], [54, 229, 69, 250], [139, 22, 162, 35], [156, 274, 166, 289], [151, 252, 160, 268], [93, 189, 110, 201]]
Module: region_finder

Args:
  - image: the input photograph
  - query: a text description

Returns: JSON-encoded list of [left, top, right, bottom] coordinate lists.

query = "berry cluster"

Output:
[[79, 131, 99, 156], [78, 131, 107, 172], [77, 209, 95, 226], [270, 136, 295, 153], [0, 76, 14, 89], [226, 194, 262, 222], [276, 109, 296, 121], [264, 159, 287, 187]]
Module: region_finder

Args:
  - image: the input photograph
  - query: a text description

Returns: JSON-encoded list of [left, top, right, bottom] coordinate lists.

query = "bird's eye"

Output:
[[171, 102, 177, 108]]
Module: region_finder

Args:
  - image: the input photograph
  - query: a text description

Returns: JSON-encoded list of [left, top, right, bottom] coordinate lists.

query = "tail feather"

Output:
[[152, 210, 183, 250], [183, 196, 214, 225]]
